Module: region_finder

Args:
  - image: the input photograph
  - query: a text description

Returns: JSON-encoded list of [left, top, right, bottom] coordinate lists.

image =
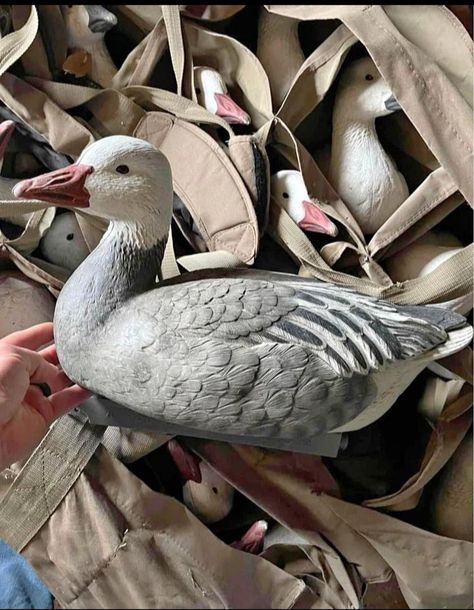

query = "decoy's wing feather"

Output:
[[137, 275, 448, 379]]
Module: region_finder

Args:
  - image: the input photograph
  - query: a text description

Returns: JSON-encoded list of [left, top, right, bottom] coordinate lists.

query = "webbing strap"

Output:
[[0, 415, 104, 551]]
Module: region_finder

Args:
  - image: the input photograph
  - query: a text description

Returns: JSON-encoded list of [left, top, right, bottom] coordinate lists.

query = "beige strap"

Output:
[[364, 388, 473, 511], [160, 228, 181, 279], [124, 85, 233, 135], [178, 250, 244, 272], [0, 5, 38, 77], [0, 415, 105, 551], [161, 5, 185, 96], [272, 201, 474, 303]]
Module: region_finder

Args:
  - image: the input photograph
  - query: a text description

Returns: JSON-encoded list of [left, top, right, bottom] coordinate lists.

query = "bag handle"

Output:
[[161, 5, 185, 96], [0, 5, 38, 77], [0, 415, 105, 551]]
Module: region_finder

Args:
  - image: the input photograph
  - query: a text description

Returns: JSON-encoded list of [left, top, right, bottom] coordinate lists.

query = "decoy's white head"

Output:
[[13, 136, 174, 242], [271, 170, 338, 236], [194, 66, 251, 125], [62, 4, 118, 48], [335, 56, 401, 122]]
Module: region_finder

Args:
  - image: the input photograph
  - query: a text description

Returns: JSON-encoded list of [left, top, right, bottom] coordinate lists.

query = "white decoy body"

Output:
[[167, 439, 234, 524], [194, 66, 251, 125], [40, 211, 90, 272], [384, 230, 471, 316], [14, 136, 472, 445], [329, 57, 409, 236], [257, 8, 304, 110], [271, 170, 338, 237], [61, 5, 118, 88]]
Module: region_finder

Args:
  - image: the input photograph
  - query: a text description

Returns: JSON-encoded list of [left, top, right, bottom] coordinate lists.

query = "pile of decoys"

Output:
[[0, 4, 471, 563]]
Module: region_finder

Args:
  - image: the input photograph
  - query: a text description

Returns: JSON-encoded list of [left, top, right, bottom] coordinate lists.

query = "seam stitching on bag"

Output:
[[364, 6, 472, 154]]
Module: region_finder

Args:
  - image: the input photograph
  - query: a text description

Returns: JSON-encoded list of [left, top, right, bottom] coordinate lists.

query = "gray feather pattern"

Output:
[[55, 238, 464, 439]]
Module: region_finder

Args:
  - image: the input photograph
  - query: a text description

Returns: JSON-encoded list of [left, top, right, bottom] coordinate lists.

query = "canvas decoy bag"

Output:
[[0, 5, 472, 609]]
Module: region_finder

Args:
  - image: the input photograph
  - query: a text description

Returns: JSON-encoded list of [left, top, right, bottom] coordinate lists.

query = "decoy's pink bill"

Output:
[[300, 200, 338, 237], [0, 120, 15, 161], [13, 164, 94, 208], [214, 93, 251, 125]]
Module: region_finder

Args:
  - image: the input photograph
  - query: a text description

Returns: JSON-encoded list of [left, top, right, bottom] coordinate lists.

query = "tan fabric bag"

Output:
[[263, 5, 473, 307], [0, 7, 472, 610]]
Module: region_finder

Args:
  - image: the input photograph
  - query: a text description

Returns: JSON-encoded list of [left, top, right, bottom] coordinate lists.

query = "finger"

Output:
[[2, 323, 54, 350], [21, 350, 72, 395], [39, 344, 59, 365], [49, 385, 93, 418]]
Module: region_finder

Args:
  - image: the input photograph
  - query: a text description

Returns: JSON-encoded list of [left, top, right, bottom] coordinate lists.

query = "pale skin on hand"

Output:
[[0, 322, 91, 470]]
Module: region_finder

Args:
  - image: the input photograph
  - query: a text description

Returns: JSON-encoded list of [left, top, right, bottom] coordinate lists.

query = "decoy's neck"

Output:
[[56, 220, 166, 334], [330, 105, 387, 175]]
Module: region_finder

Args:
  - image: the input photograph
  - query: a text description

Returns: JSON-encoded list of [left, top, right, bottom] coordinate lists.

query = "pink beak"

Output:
[[299, 200, 338, 237], [167, 439, 202, 483], [214, 93, 251, 125], [13, 164, 94, 208], [0, 120, 15, 162], [231, 520, 268, 554]]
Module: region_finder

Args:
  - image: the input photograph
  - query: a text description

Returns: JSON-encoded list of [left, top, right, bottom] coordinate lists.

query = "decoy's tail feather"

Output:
[[420, 325, 473, 362], [398, 305, 467, 332]]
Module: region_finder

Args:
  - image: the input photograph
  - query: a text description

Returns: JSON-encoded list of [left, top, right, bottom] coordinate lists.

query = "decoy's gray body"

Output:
[[13, 136, 472, 444]]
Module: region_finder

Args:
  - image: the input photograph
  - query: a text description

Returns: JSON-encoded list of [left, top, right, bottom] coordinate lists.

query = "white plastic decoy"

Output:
[[271, 170, 338, 236], [329, 57, 409, 236], [39, 212, 90, 272], [194, 66, 251, 125], [167, 439, 234, 524]]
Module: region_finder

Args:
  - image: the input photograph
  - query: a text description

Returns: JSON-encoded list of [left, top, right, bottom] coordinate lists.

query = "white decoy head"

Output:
[[194, 66, 251, 125], [39, 211, 90, 272], [271, 170, 338, 236], [167, 439, 234, 524], [335, 56, 401, 121], [14, 136, 173, 249], [62, 5, 118, 48]]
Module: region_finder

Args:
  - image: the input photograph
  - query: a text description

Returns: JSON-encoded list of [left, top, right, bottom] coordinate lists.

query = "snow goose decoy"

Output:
[[39, 211, 90, 272], [329, 57, 409, 236], [194, 66, 251, 125], [13, 136, 473, 443], [167, 439, 234, 523], [61, 5, 118, 88], [257, 9, 304, 110], [271, 170, 338, 236]]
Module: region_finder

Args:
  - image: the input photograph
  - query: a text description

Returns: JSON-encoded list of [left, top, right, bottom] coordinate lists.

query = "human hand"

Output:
[[0, 322, 91, 470]]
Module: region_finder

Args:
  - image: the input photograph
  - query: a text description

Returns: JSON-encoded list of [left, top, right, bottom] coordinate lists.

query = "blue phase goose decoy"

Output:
[[13, 136, 472, 447]]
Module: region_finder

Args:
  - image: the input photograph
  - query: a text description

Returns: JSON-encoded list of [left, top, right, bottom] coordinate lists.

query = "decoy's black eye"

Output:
[[365, 74, 374, 81], [282, 192, 289, 199], [66, 233, 74, 241], [212, 487, 218, 495], [116, 165, 129, 174]]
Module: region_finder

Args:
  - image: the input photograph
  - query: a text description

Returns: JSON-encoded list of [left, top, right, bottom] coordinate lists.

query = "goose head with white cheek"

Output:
[[194, 66, 251, 125], [14, 136, 173, 246], [271, 170, 338, 237], [334, 56, 401, 121]]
